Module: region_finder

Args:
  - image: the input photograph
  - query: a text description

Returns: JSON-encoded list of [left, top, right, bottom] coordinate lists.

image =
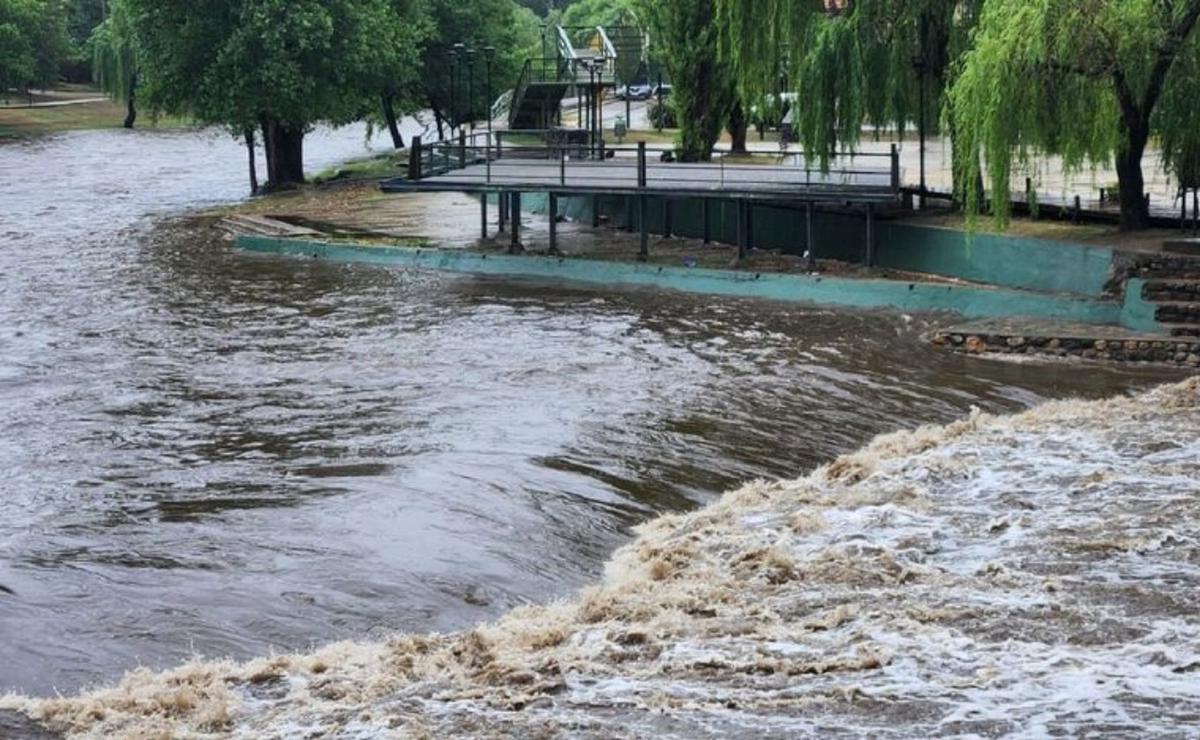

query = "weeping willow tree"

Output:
[[636, 0, 734, 161], [717, 0, 981, 174], [90, 0, 139, 128], [949, 0, 1200, 231]]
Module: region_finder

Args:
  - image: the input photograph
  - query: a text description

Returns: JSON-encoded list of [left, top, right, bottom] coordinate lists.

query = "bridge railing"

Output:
[[405, 137, 901, 199]]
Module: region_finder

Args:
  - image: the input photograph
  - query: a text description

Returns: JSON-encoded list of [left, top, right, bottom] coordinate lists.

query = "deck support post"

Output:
[[702, 199, 711, 243], [805, 202, 816, 269], [509, 192, 523, 253], [548, 193, 560, 255], [498, 191, 508, 232], [864, 203, 875, 267], [746, 201, 753, 252], [592, 196, 600, 228], [625, 196, 634, 232], [638, 194, 648, 261], [736, 199, 748, 261], [663, 199, 672, 239], [480, 193, 488, 240]]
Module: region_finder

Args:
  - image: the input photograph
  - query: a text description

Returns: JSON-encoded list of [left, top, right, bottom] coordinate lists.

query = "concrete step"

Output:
[[1136, 255, 1200, 280], [1142, 278, 1200, 302], [1154, 301, 1200, 323], [1164, 323, 1200, 337], [1164, 237, 1200, 256], [217, 214, 323, 238]]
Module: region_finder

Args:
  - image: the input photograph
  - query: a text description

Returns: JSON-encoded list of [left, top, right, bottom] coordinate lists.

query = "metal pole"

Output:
[[638, 194, 648, 260], [499, 191, 507, 232], [663, 199, 672, 239], [467, 49, 476, 132], [806, 202, 816, 269], [485, 47, 494, 137], [510, 192, 522, 253], [865, 203, 875, 267], [448, 51, 457, 137], [918, 12, 929, 208], [656, 71, 663, 132], [549, 193, 560, 255], [702, 198, 711, 243], [480, 194, 488, 240]]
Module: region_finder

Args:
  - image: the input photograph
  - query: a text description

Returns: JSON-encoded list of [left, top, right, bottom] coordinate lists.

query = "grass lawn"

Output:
[[0, 88, 190, 140]]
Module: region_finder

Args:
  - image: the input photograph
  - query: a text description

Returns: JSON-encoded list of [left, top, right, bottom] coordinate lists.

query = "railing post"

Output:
[[637, 141, 647, 188], [496, 132, 503, 161], [408, 135, 423, 180], [458, 130, 467, 169], [560, 146, 566, 186], [890, 143, 900, 194]]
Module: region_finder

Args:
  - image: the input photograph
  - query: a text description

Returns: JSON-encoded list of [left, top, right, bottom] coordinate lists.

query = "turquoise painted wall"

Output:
[[535, 194, 1117, 299], [237, 235, 1131, 328]]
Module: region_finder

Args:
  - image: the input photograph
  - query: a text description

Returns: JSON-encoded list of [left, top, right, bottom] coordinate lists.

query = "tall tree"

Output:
[[717, 1, 980, 175], [123, 0, 420, 189], [0, 0, 70, 95], [949, 0, 1200, 231], [637, 0, 732, 161], [90, 0, 138, 128]]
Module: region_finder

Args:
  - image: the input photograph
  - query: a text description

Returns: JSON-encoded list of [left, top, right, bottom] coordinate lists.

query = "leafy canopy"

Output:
[[948, 0, 1200, 225]]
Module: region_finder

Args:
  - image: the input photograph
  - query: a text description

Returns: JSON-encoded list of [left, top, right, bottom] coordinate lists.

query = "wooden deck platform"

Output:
[[381, 157, 899, 203], [379, 137, 904, 263]]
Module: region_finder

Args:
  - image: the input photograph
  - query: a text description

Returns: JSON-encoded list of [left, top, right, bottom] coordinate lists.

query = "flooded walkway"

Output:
[[0, 127, 1187, 707]]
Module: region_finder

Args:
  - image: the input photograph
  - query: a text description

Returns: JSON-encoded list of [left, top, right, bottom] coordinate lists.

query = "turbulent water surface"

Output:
[[0, 127, 1190, 723]]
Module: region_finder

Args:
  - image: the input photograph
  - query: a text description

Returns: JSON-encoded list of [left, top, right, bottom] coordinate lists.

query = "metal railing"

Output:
[[402, 137, 902, 201]]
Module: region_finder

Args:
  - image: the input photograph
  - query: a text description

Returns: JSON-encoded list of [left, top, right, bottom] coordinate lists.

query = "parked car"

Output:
[[617, 83, 652, 101]]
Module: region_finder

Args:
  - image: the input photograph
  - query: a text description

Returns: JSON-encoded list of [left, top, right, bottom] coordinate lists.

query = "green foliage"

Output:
[[90, 0, 136, 103], [417, 0, 539, 127], [121, 0, 423, 130], [0, 0, 70, 93], [948, 0, 1200, 229], [717, 0, 980, 166], [647, 98, 676, 128], [637, 0, 731, 161]]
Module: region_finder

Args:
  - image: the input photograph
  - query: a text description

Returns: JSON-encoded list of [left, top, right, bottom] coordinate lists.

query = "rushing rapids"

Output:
[[4, 378, 1198, 738]]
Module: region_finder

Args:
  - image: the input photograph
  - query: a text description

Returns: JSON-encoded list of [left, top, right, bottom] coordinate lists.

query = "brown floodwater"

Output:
[[0, 126, 1187, 697]]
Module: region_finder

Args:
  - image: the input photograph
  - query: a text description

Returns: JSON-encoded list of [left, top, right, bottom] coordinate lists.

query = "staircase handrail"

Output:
[[555, 25, 578, 61]]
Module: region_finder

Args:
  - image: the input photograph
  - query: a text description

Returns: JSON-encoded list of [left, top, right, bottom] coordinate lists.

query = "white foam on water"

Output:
[[4, 379, 1199, 738]]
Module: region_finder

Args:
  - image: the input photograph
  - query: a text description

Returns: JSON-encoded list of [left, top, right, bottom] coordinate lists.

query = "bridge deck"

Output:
[[382, 157, 899, 204]]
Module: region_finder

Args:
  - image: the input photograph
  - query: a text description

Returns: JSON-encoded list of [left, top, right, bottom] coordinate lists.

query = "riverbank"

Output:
[[0, 86, 189, 140], [212, 176, 1200, 365], [5, 377, 1198, 737]]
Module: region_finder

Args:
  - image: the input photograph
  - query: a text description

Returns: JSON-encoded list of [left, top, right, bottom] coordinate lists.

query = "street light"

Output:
[[448, 47, 459, 138], [453, 43, 466, 136], [484, 46, 496, 136], [466, 48, 477, 133]]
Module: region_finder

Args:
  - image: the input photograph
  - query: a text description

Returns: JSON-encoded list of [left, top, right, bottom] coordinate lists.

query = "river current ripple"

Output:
[[0, 125, 1184, 695]]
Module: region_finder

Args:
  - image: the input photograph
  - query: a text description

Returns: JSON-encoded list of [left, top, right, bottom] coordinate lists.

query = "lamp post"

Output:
[[466, 48, 477, 132], [453, 43, 466, 136], [484, 46, 495, 136], [448, 48, 459, 138]]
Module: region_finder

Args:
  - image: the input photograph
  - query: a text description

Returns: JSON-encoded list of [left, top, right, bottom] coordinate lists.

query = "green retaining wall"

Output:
[[236, 234, 1157, 329], [528, 194, 1117, 299]]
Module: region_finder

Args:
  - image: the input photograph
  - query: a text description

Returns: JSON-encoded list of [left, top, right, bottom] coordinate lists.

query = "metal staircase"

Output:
[[507, 25, 635, 131]]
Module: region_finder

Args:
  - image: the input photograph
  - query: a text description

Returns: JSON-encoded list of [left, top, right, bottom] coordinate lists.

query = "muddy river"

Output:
[[0, 125, 1184, 696]]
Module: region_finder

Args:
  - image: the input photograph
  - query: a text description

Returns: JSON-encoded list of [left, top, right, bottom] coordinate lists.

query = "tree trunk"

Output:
[[272, 125, 305, 187], [123, 72, 138, 129], [433, 109, 446, 141], [728, 100, 748, 154], [244, 128, 258, 195], [259, 119, 305, 189], [260, 116, 275, 183], [1116, 118, 1151, 231], [381, 93, 405, 149]]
